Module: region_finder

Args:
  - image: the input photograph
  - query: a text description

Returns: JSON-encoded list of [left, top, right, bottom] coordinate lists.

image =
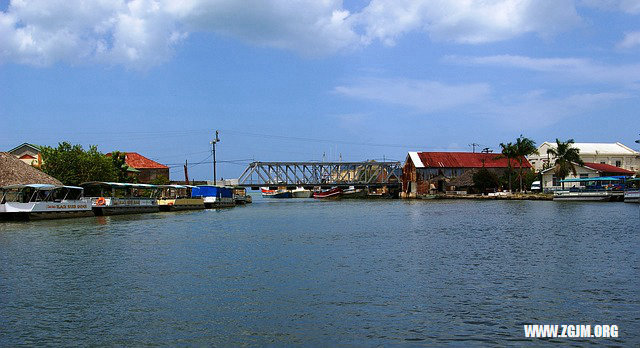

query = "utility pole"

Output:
[[469, 143, 480, 153], [211, 130, 220, 185], [184, 159, 189, 184]]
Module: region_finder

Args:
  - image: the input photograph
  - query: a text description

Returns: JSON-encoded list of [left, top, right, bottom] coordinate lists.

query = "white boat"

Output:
[[81, 182, 160, 215], [553, 177, 625, 202], [553, 190, 617, 201], [157, 185, 205, 211], [624, 190, 640, 203], [0, 184, 93, 220], [291, 186, 312, 198]]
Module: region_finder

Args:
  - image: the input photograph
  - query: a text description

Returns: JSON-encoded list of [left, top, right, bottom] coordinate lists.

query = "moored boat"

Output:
[[313, 187, 342, 199], [261, 187, 292, 198], [157, 185, 205, 211], [0, 184, 93, 220], [553, 177, 626, 202], [625, 178, 640, 203], [233, 186, 252, 204], [291, 186, 313, 198], [81, 182, 160, 215], [191, 186, 235, 208], [342, 186, 365, 199]]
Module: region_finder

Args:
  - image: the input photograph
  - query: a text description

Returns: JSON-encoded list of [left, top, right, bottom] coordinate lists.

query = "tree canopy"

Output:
[[547, 138, 584, 188], [40, 142, 117, 186]]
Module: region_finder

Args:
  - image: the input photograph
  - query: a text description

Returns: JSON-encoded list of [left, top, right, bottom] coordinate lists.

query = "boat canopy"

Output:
[[80, 181, 159, 189], [560, 176, 623, 183], [160, 184, 189, 189], [1, 184, 84, 190]]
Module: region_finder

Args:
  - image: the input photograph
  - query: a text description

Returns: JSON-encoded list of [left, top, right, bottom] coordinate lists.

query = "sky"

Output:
[[1, 0, 640, 181]]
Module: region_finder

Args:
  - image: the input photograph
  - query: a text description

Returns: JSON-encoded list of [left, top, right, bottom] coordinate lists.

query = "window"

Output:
[[600, 161, 606, 164], [552, 175, 559, 187], [615, 160, 621, 167], [580, 174, 588, 187]]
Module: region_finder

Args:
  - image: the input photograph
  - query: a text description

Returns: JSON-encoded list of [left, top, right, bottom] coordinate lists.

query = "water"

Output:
[[1, 198, 638, 346]]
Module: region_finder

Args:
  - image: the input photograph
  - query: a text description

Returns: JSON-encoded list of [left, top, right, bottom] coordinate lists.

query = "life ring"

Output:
[[95, 197, 106, 206]]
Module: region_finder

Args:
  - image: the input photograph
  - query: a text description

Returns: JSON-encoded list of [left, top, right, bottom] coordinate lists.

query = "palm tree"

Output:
[[546, 139, 584, 189], [513, 135, 538, 192], [499, 142, 517, 192]]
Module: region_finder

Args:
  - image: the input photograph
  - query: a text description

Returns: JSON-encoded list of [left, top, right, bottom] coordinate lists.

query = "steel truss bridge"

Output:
[[237, 161, 402, 189]]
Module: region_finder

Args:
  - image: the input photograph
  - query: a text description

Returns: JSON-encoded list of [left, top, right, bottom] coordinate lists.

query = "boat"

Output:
[[313, 187, 342, 199], [157, 185, 205, 211], [261, 187, 292, 198], [0, 184, 93, 220], [291, 186, 313, 198], [553, 177, 626, 201], [342, 186, 365, 199], [81, 182, 161, 215], [624, 178, 640, 203], [191, 186, 235, 208], [232, 186, 252, 204]]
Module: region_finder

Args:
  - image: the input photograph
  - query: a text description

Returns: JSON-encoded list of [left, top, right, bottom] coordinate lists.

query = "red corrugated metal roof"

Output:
[[120, 152, 168, 169], [584, 162, 634, 174], [416, 152, 531, 169]]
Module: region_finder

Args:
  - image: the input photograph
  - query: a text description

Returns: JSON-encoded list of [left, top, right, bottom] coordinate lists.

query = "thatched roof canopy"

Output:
[[0, 152, 62, 186]]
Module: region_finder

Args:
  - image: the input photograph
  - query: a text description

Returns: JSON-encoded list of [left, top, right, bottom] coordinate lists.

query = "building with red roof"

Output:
[[402, 151, 532, 196], [107, 152, 170, 183], [540, 161, 634, 190]]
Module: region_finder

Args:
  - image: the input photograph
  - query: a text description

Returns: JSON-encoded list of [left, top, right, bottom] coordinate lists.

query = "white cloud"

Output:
[[447, 54, 640, 86], [355, 0, 581, 45], [334, 78, 491, 112], [581, 0, 640, 14], [0, 0, 587, 68], [617, 31, 640, 48]]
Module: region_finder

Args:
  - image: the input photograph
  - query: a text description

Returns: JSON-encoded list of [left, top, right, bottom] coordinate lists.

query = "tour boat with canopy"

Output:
[[554, 176, 627, 201], [624, 178, 640, 203], [0, 184, 92, 220], [81, 182, 161, 215], [157, 184, 205, 211]]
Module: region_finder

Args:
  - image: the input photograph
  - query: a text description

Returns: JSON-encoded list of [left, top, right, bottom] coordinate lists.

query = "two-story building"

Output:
[[7, 143, 42, 167], [528, 142, 639, 173], [540, 162, 634, 191]]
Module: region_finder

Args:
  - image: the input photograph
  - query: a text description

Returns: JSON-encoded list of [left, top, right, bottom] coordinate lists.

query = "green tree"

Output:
[[513, 135, 539, 192], [40, 142, 116, 186], [150, 175, 170, 185], [111, 151, 132, 182], [546, 138, 584, 189], [498, 142, 517, 192], [473, 168, 500, 193]]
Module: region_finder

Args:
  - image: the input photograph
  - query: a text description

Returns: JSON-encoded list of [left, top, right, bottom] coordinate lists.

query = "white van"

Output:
[[530, 181, 541, 192]]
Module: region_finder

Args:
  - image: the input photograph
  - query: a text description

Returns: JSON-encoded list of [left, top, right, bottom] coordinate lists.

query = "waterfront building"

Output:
[[7, 143, 42, 167], [402, 152, 531, 197], [527, 142, 640, 173], [540, 162, 634, 191], [110, 152, 170, 183]]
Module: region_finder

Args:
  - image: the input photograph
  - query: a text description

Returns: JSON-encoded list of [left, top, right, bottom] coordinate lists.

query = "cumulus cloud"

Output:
[[355, 0, 581, 45], [618, 31, 640, 48], [334, 78, 490, 113], [447, 54, 640, 86]]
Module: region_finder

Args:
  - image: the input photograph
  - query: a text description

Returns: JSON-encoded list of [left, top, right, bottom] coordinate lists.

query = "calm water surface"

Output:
[[1, 198, 639, 346]]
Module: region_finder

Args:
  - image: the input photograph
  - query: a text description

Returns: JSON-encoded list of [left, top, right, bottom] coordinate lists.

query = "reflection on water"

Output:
[[0, 199, 638, 346]]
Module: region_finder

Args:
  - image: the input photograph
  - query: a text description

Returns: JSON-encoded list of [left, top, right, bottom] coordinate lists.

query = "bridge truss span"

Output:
[[237, 161, 402, 188]]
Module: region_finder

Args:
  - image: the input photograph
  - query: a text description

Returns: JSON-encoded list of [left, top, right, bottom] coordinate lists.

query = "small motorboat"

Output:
[[313, 187, 343, 199], [291, 186, 313, 198], [342, 186, 365, 199], [261, 187, 292, 198]]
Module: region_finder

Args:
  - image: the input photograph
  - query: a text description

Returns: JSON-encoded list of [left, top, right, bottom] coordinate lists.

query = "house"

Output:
[[7, 143, 42, 167], [528, 142, 640, 173], [111, 152, 170, 183], [0, 152, 61, 186], [540, 162, 635, 191], [402, 152, 532, 196]]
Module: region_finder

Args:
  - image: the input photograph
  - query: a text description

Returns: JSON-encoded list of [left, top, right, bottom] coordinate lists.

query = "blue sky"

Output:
[[1, 0, 640, 180]]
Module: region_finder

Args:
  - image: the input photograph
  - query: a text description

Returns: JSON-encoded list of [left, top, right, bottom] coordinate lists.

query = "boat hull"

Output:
[[262, 191, 292, 198], [158, 198, 205, 211], [314, 188, 343, 199], [0, 200, 93, 220], [90, 197, 159, 216], [203, 196, 235, 208], [553, 191, 621, 201], [291, 190, 313, 198], [624, 190, 640, 203]]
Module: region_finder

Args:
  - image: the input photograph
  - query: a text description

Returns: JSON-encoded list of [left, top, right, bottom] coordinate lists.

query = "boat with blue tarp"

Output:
[[191, 186, 235, 208]]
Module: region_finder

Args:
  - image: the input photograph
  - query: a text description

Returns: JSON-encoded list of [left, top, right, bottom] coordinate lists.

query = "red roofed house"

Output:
[[402, 151, 532, 196], [540, 162, 634, 191], [116, 152, 169, 183]]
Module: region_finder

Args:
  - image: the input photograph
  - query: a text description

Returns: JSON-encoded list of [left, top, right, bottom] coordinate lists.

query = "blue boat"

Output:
[[191, 186, 235, 208]]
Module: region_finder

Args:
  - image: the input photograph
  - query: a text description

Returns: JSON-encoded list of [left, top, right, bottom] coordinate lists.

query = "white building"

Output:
[[528, 142, 639, 173], [540, 162, 635, 191]]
